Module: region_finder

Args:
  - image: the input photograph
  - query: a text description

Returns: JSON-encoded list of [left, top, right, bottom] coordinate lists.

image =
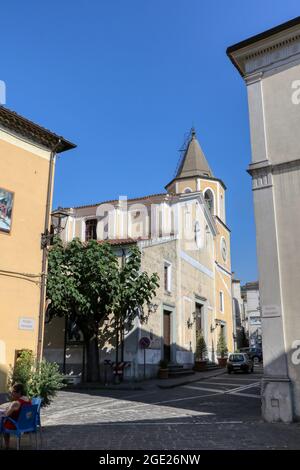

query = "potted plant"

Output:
[[194, 333, 207, 371], [217, 330, 228, 367], [158, 359, 169, 379]]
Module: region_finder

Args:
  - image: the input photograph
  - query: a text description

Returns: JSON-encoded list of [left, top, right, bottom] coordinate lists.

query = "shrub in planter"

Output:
[[217, 330, 228, 367], [8, 350, 65, 407], [158, 359, 169, 379], [194, 334, 207, 371]]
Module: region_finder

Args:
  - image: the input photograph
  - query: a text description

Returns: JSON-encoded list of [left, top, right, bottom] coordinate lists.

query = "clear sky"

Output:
[[1, 1, 299, 283]]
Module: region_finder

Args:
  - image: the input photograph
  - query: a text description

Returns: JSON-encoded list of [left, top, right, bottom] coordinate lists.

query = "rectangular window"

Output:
[[85, 219, 97, 241], [220, 291, 224, 312], [164, 262, 172, 293]]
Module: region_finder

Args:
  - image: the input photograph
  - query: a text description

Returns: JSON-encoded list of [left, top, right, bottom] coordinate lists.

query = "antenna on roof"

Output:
[[174, 128, 195, 177]]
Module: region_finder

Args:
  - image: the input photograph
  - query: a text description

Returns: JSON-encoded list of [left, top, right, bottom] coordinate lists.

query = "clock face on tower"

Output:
[[221, 237, 227, 262]]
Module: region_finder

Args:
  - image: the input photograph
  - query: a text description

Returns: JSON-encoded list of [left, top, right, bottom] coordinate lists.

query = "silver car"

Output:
[[227, 353, 254, 374]]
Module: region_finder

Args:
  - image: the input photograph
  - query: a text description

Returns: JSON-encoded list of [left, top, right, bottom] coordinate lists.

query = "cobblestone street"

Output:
[[28, 366, 300, 450]]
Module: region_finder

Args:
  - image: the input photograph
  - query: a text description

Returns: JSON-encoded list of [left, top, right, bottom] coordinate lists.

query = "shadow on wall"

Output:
[[0, 363, 8, 401], [44, 323, 200, 383]]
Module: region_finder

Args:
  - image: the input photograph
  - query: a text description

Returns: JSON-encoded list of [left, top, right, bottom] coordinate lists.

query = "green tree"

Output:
[[47, 238, 118, 382], [105, 245, 159, 365], [217, 329, 228, 358], [47, 239, 159, 382], [195, 333, 207, 361]]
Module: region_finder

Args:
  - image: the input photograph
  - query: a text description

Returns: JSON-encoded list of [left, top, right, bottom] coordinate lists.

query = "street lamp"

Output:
[[41, 207, 70, 248]]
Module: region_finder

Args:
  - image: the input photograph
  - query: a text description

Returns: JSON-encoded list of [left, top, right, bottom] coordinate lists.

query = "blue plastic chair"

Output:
[[31, 397, 43, 446], [1, 404, 38, 450]]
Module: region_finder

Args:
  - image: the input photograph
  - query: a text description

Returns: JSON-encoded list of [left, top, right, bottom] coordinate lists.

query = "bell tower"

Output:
[[166, 129, 227, 224]]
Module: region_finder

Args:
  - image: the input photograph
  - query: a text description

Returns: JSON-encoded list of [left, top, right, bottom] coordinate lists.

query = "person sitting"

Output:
[[1, 383, 31, 450]]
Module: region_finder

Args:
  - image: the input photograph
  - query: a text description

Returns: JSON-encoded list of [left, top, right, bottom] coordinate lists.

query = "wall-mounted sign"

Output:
[[18, 318, 35, 331], [0, 187, 14, 233], [139, 337, 151, 349], [250, 317, 261, 325], [262, 305, 280, 318]]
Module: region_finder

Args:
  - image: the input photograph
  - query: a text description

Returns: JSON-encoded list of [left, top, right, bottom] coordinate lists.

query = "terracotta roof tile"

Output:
[[0, 106, 76, 153], [67, 193, 168, 211]]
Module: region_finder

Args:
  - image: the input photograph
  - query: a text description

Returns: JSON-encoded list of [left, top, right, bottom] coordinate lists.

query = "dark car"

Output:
[[240, 347, 263, 363], [227, 353, 254, 374]]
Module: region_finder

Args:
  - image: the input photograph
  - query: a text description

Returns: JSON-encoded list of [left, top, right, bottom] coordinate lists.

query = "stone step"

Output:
[[167, 364, 184, 371], [204, 365, 222, 371], [168, 368, 195, 377]]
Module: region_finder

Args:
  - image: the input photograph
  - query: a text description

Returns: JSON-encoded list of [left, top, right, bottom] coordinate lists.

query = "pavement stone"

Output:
[[2, 366, 300, 450]]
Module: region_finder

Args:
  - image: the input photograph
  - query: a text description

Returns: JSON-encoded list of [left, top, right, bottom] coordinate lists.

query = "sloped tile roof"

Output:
[[0, 106, 76, 153]]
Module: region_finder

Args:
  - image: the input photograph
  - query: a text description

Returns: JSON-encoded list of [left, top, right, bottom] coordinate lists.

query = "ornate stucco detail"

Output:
[[251, 167, 273, 191], [244, 34, 300, 75]]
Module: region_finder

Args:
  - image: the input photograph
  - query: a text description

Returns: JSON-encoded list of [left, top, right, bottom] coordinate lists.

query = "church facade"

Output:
[[44, 130, 234, 379]]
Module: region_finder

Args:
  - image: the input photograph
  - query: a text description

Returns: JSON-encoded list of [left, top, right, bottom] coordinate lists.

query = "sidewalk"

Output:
[[69, 367, 226, 392]]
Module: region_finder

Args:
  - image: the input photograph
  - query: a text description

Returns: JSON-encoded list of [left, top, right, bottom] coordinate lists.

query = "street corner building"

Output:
[[0, 106, 75, 393], [227, 17, 300, 421], [44, 129, 235, 380]]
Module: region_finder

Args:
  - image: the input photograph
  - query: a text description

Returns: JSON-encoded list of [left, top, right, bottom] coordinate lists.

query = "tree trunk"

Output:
[[85, 335, 100, 382]]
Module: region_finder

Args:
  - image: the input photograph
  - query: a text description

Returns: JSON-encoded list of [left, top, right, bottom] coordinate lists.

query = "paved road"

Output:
[[12, 365, 300, 449]]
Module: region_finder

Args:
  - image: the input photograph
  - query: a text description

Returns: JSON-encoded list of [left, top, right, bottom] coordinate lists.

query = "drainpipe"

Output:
[[36, 139, 61, 363]]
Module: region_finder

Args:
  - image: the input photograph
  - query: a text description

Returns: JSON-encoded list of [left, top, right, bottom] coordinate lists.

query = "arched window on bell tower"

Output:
[[204, 189, 214, 215]]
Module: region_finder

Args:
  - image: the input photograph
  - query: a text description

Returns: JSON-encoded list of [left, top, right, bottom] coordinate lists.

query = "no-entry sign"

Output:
[[139, 336, 151, 349]]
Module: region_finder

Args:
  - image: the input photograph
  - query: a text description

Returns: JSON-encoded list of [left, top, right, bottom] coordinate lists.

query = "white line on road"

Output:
[[229, 392, 261, 399], [201, 382, 248, 387], [215, 377, 261, 382], [90, 421, 244, 426], [183, 386, 224, 393], [182, 382, 260, 398], [44, 382, 261, 425], [226, 383, 260, 393]]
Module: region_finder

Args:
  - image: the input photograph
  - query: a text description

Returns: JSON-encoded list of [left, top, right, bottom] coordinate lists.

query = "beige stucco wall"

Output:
[[44, 182, 234, 374], [0, 132, 51, 391]]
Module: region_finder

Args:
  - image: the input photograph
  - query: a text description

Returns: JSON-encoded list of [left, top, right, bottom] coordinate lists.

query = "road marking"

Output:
[[199, 381, 252, 387], [226, 383, 260, 393], [182, 382, 260, 398], [229, 392, 261, 399], [44, 381, 261, 425], [183, 386, 224, 393], [91, 421, 244, 426], [215, 377, 261, 382]]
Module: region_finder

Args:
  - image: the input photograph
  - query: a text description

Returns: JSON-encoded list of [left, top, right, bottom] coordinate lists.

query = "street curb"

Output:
[[66, 384, 144, 392], [157, 369, 226, 389], [65, 369, 226, 393]]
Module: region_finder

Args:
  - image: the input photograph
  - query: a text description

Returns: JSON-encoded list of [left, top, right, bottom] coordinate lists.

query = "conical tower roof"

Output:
[[176, 129, 213, 178]]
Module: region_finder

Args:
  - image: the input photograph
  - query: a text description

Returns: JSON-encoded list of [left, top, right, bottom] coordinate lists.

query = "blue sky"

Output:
[[1, 1, 299, 283]]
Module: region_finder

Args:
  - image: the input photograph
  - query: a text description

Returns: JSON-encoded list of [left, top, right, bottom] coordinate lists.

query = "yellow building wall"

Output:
[[177, 179, 197, 193], [215, 221, 231, 272], [0, 134, 51, 391], [214, 269, 234, 353]]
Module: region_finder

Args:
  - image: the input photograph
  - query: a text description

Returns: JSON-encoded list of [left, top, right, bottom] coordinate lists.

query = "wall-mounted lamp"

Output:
[[187, 309, 202, 329], [148, 303, 159, 314], [41, 207, 70, 249]]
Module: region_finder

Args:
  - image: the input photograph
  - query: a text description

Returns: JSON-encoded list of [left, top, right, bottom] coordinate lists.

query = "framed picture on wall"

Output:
[[0, 187, 14, 233]]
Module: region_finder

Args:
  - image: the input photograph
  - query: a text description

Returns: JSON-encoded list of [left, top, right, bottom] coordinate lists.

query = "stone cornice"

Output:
[[228, 21, 300, 78], [247, 158, 300, 190]]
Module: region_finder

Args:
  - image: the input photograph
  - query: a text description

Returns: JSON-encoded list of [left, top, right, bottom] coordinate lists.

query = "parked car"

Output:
[[227, 353, 254, 374], [240, 347, 263, 363]]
